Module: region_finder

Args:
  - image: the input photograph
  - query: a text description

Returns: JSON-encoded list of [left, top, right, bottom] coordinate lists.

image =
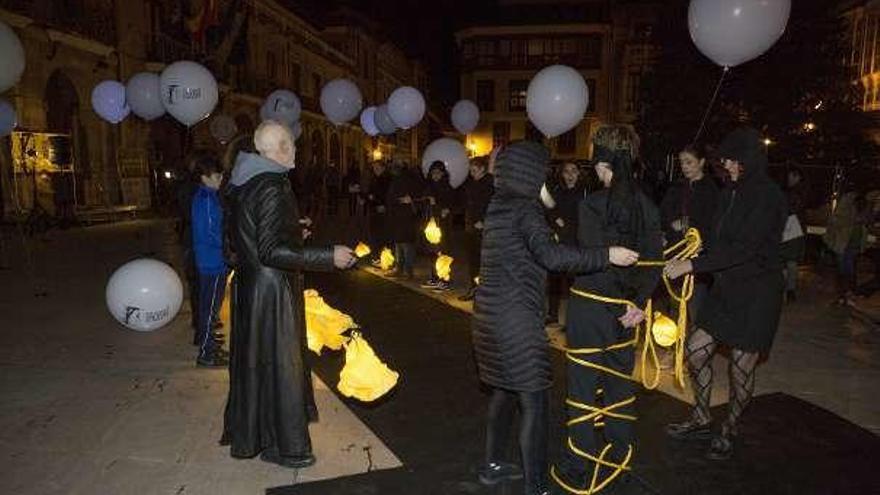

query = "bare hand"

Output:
[[609, 246, 639, 266], [474, 221, 484, 230], [302, 228, 312, 240], [555, 218, 565, 228], [333, 246, 357, 269], [664, 259, 693, 280], [299, 217, 313, 228], [671, 218, 685, 232], [619, 306, 646, 328]]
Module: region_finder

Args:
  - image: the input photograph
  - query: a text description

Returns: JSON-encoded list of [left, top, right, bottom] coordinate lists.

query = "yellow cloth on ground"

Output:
[[337, 331, 400, 402], [304, 289, 358, 355]]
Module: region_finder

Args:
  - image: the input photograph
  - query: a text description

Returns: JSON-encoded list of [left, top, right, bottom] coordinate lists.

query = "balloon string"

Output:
[[692, 67, 730, 144]]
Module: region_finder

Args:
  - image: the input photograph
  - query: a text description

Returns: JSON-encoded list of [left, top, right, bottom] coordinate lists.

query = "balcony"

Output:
[[0, 0, 116, 47], [461, 52, 603, 71]]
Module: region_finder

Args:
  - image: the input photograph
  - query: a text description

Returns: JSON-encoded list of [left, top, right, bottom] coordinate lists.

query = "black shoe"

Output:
[[260, 449, 317, 468], [477, 461, 523, 486], [707, 424, 736, 461], [665, 417, 713, 441], [196, 354, 228, 368]]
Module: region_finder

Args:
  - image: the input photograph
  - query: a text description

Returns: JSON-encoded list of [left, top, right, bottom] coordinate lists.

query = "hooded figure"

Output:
[[664, 127, 787, 461], [552, 145, 663, 494], [472, 141, 634, 495]]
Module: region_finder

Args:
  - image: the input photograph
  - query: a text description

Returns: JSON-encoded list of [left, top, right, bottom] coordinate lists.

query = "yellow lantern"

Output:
[[337, 331, 400, 402], [435, 253, 453, 282], [379, 247, 395, 271], [354, 242, 372, 258], [304, 289, 359, 355], [651, 311, 679, 348], [424, 217, 442, 245]]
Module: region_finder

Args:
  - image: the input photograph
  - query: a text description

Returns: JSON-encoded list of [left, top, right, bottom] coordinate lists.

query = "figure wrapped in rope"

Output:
[[551, 125, 663, 494]]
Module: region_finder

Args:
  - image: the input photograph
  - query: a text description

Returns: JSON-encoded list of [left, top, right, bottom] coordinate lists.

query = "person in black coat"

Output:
[[459, 156, 494, 301], [551, 137, 663, 494], [386, 163, 421, 279], [420, 160, 457, 290], [664, 127, 787, 461], [366, 161, 391, 262], [220, 121, 356, 468], [546, 161, 588, 323], [472, 141, 639, 495]]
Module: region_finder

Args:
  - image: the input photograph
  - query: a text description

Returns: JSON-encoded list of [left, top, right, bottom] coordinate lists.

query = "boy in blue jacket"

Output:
[[191, 154, 228, 367]]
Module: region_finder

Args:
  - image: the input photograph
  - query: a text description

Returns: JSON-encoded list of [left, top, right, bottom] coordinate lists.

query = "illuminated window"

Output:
[[508, 80, 528, 112]]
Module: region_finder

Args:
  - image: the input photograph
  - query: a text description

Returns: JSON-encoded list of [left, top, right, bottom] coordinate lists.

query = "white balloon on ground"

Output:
[[105, 258, 184, 332], [0, 98, 17, 137], [0, 21, 25, 94], [260, 89, 301, 126], [360, 106, 380, 136], [91, 80, 130, 124], [387, 86, 425, 129], [126, 72, 165, 121], [688, 0, 791, 68], [209, 114, 237, 144], [451, 99, 480, 134], [160, 61, 219, 126], [526, 65, 588, 138], [373, 104, 397, 135], [421, 138, 469, 189], [320, 79, 363, 125]]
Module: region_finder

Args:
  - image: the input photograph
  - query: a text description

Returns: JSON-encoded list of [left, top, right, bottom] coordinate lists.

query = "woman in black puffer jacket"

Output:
[[472, 141, 638, 495]]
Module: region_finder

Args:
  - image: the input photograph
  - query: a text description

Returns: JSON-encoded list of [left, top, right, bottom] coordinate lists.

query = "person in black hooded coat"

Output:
[[472, 141, 639, 495], [664, 127, 787, 461], [220, 121, 356, 468]]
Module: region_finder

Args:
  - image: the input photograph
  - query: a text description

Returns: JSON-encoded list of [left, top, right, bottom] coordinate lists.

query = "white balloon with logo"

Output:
[[160, 61, 219, 127], [106, 259, 184, 332]]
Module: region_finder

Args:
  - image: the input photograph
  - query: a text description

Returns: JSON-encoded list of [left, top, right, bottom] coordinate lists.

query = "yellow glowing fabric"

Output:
[[337, 331, 400, 402], [379, 247, 395, 271], [354, 242, 372, 258], [435, 253, 453, 282], [651, 312, 678, 348], [424, 217, 442, 245], [304, 289, 358, 355]]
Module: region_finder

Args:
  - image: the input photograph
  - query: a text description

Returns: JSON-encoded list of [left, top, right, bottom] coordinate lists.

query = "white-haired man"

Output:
[[220, 120, 356, 468]]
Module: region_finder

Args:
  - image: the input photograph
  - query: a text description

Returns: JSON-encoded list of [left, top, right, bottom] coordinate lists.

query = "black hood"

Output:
[[717, 127, 767, 180], [494, 141, 549, 199]]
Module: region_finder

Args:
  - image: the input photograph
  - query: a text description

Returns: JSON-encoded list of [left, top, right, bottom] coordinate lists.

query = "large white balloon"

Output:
[[373, 104, 397, 135], [91, 80, 130, 124], [387, 86, 425, 129], [451, 100, 480, 135], [126, 72, 165, 121], [421, 138, 469, 189], [320, 79, 363, 125], [160, 61, 219, 126], [526, 65, 588, 138], [689, 0, 791, 68], [106, 259, 184, 332], [0, 21, 25, 94], [360, 106, 380, 136], [260, 89, 301, 126]]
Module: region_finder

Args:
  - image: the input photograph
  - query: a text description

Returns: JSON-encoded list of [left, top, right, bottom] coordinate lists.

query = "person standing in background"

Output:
[[459, 156, 493, 301], [546, 162, 587, 324], [366, 161, 391, 265], [780, 167, 808, 302]]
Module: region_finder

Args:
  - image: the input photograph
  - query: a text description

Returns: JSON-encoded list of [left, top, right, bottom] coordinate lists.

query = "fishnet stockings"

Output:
[[685, 328, 717, 424], [725, 349, 759, 434]]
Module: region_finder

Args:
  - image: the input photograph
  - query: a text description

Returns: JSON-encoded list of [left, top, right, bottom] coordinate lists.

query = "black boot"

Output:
[[477, 461, 523, 485], [706, 423, 736, 461], [260, 448, 317, 468], [665, 417, 713, 441]]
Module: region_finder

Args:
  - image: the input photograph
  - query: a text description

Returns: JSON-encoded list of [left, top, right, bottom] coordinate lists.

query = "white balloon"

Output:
[[360, 106, 380, 136], [160, 61, 219, 126], [260, 89, 301, 126], [91, 80, 130, 124], [451, 100, 480, 135], [421, 138, 469, 189], [387, 86, 426, 129], [0, 21, 25, 94], [527, 65, 588, 138], [209, 114, 237, 143], [373, 104, 397, 135], [320, 79, 363, 125], [105, 259, 184, 332], [689, 0, 791, 68], [126, 72, 165, 121]]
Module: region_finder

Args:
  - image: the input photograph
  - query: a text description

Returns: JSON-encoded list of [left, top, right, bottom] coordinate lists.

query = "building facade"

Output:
[[842, 0, 880, 143], [455, 0, 659, 160], [0, 0, 430, 218]]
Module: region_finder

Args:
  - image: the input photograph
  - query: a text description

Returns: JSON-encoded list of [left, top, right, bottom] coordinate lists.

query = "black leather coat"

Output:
[[221, 159, 334, 458]]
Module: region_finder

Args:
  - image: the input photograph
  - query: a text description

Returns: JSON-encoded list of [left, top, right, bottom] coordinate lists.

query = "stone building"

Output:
[[0, 0, 430, 218]]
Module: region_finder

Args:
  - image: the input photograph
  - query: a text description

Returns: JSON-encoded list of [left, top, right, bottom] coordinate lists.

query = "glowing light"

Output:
[[424, 217, 442, 245], [651, 312, 678, 348], [804, 122, 816, 131], [814, 100, 823, 110], [379, 247, 395, 271], [435, 253, 453, 282], [372, 148, 383, 161], [354, 242, 372, 258], [763, 138, 772, 146], [164, 171, 173, 180]]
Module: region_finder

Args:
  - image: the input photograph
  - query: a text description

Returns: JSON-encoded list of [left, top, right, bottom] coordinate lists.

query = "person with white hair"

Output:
[[220, 120, 357, 468]]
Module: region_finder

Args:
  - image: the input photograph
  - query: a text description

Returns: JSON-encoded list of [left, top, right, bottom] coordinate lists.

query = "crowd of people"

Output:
[[170, 118, 873, 495]]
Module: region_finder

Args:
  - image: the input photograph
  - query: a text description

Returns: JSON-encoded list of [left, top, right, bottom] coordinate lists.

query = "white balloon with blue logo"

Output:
[[160, 61, 218, 127], [106, 259, 184, 332]]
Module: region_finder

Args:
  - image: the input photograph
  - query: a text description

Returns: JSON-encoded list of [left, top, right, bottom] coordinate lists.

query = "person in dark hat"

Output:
[[663, 127, 787, 461], [420, 160, 456, 291], [472, 140, 639, 495], [551, 125, 663, 495]]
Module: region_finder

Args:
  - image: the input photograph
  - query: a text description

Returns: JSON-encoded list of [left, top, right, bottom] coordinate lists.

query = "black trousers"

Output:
[[558, 297, 636, 480], [485, 387, 550, 493]]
